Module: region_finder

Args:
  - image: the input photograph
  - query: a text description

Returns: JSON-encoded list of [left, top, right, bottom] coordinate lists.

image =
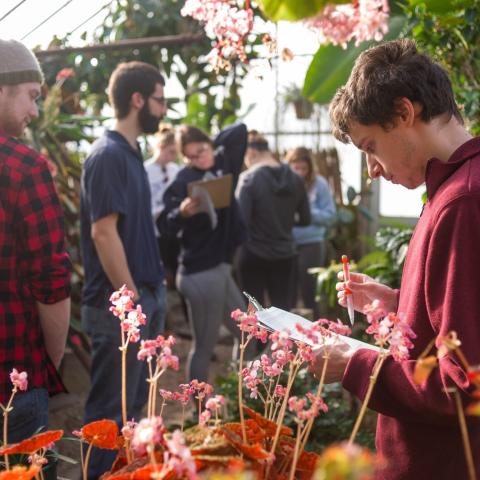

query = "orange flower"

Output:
[[81, 420, 119, 449], [466, 401, 480, 416], [243, 406, 293, 437], [0, 430, 63, 455], [222, 420, 265, 444], [221, 428, 272, 461], [0, 466, 40, 480], [413, 355, 438, 385]]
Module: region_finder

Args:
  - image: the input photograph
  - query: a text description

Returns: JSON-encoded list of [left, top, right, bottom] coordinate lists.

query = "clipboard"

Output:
[[187, 174, 232, 209]]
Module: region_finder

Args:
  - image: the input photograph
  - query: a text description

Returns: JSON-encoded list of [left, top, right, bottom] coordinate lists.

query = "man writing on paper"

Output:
[[310, 39, 480, 479]]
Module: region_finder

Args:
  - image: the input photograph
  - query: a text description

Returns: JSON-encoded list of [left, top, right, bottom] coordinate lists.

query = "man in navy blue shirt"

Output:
[[80, 61, 167, 479]]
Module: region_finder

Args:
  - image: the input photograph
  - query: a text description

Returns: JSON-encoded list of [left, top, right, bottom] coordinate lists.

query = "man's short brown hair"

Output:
[[108, 61, 165, 119], [329, 39, 462, 143]]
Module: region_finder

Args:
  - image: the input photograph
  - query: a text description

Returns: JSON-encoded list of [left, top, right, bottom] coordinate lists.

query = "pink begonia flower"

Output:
[[288, 393, 328, 421], [304, 0, 389, 49], [137, 339, 158, 361], [199, 409, 212, 427], [28, 454, 48, 465], [164, 430, 198, 479], [181, 0, 253, 71], [274, 385, 287, 398], [189, 380, 213, 400], [270, 330, 293, 351], [131, 416, 165, 455], [159, 389, 176, 401], [10, 368, 28, 391], [205, 395, 225, 411], [363, 302, 416, 361], [121, 420, 137, 441]]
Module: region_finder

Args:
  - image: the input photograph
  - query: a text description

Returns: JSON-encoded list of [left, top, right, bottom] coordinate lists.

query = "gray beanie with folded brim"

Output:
[[0, 39, 44, 86]]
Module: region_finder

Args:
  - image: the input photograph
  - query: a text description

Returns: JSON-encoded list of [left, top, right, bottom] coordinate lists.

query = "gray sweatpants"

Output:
[[177, 263, 245, 383]]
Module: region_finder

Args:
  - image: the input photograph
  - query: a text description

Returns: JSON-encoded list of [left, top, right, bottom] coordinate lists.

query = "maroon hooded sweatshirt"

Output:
[[342, 137, 480, 479]]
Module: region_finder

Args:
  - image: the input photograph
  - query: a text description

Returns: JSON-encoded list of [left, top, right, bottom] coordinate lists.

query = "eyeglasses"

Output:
[[150, 95, 167, 106], [184, 144, 210, 162]]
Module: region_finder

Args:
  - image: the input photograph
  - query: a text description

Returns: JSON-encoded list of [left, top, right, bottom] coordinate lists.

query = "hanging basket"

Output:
[[293, 98, 313, 119]]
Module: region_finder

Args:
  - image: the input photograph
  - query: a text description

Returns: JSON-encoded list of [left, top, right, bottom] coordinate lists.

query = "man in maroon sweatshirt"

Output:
[[311, 39, 480, 479]]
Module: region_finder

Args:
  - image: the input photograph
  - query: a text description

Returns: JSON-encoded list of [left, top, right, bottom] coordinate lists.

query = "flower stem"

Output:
[[299, 354, 330, 453], [348, 352, 386, 446], [238, 333, 247, 443], [288, 422, 303, 480], [453, 389, 476, 480], [82, 443, 93, 480], [121, 348, 127, 427], [2, 389, 17, 470], [266, 360, 299, 478]]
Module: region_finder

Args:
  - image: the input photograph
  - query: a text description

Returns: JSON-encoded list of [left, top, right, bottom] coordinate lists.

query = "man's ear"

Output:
[[394, 97, 419, 127], [130, 91, 145, 111]]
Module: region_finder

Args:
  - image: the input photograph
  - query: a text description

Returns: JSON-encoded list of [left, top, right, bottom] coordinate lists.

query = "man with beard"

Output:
[[80, 61, 167, 479]]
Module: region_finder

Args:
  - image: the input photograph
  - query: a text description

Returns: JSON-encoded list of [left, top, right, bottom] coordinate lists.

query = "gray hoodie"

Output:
[[235, 162, 310, 259]]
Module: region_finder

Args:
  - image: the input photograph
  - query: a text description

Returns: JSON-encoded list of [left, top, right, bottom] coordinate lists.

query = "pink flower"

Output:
[[364, 305, 416, 361], [274, 385, 287, 398], [121, 420, 137, 441], [137, 339, 158, 361], [304, 0, 389, 49], [164, 430, 198, 479], [55, 68, 75, 81], [205, 395, 225, 411], [181, 0, 253, 71], [131, 417, 165, 455], [270, 330, 293, 351], [199, 409, 211, 426], [10, 368, 28, 391]]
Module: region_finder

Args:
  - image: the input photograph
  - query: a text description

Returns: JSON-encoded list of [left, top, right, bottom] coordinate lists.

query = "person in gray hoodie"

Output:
[[235, 131, 310, 310]]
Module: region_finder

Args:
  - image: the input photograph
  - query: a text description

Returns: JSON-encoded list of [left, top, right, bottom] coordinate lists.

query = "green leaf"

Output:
[[304, 16, 406, 104], [256, 0, 349, 22], [408, 0, 470, 14]]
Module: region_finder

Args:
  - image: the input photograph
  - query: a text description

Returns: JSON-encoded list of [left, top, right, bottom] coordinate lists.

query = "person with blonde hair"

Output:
[[146, 124, 180, 287], [286, 147, 335, 318]]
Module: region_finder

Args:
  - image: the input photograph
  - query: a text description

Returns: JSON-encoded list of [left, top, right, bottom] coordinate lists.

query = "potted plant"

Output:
[[282, 83, 314, 119]]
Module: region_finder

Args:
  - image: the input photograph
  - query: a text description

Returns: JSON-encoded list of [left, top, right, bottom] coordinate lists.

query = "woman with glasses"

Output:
[[158, 123, 248, 384], [145, 125, 180, 288]]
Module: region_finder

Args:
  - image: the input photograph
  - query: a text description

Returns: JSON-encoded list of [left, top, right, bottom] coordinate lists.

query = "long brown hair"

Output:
[[286, 147, 316, 190]]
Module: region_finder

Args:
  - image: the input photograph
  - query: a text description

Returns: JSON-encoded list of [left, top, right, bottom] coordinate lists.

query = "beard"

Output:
[[138, 103, 162, 134]]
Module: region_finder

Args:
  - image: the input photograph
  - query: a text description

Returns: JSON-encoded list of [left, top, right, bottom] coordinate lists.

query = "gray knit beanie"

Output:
[[0, 39, 44, 86]]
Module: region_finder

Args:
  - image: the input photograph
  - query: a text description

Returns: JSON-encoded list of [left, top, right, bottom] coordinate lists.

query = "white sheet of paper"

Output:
[[256, 307, 380, 352], [191, 184, 218, 229]]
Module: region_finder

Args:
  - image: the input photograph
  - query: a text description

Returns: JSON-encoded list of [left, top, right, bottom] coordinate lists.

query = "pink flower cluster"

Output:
[[231, 309, 269, 343], [180, 0, 253, 71], [138, 335, 179, 371], [288, 392, 328, 421], [110, 285, 145, 343], [200, 395, 225, 426], [131, 416, 165, 455], [304, 0, 390, 48], [363, 300, 416, 361], [164, 430, 198, 479], [10, 368, 28, 392]]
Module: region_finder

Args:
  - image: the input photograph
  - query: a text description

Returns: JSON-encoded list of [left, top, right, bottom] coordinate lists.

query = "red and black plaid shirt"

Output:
[[0, 134, 71, 403]]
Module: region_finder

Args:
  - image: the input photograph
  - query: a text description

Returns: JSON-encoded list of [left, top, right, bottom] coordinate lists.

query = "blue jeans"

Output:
[[82, 283, 166, 480], [0, 388, 48, 443]]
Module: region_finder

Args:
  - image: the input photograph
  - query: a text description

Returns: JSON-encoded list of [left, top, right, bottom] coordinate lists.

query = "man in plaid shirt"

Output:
[[0, 39, 71, 443]]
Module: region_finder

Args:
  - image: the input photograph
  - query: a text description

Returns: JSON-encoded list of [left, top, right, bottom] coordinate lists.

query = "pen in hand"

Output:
[[342, 254, 355, 325]]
